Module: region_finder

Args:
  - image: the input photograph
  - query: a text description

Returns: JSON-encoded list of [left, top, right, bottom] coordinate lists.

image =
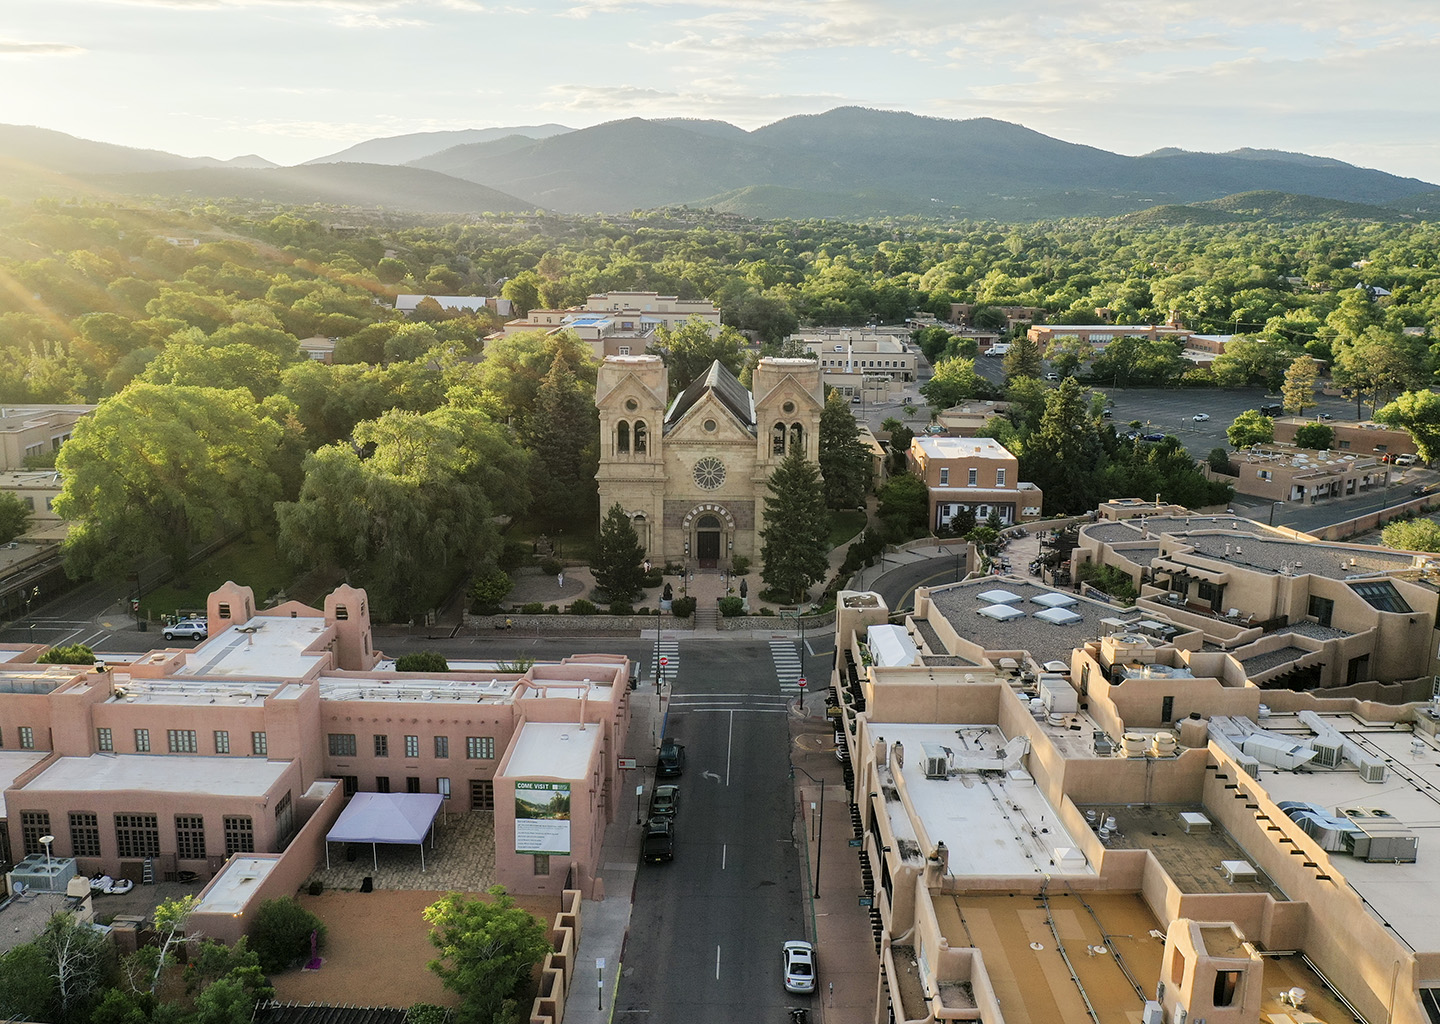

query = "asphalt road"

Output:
[[616, 640, 811, 1023]]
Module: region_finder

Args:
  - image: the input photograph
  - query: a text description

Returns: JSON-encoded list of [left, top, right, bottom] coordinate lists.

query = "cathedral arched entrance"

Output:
[[681, 503, 736, 570], [695, 514, 722, 568]]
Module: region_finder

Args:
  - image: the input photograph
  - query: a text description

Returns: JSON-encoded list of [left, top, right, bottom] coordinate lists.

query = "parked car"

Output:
[[1044, 372, 1060, 381], [834, 729, 847, 762], [650, 784, 680, 819], [1141, 432, 1166, 442], [657, 739, 686, 777], [1317, 412, 1335, 421], [642, 818, 674, 863], [163, 619, 208, 641], [783, 940, 817, 994], [1393, 453, 1419, 466], [1259, 403, 1283, 417], [850, 394, 861, 404], [1192, 413, 1210, 422]]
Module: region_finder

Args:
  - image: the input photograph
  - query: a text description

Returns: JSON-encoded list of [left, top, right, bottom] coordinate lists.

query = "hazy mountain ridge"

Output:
[[305, 124, 573, 166]]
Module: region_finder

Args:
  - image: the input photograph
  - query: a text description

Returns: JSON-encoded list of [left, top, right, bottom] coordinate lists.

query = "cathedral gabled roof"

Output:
[[664, 360, 755, 432]]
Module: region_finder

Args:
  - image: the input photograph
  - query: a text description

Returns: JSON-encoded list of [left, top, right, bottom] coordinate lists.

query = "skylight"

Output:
[[1034, 607, 1083, 625], [976, 589, 1023, 605], [978, 604, 1026, 621], [1031, 593, 1078, 608]]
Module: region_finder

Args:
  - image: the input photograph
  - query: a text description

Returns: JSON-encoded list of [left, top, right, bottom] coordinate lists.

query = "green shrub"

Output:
[[718, 596, 744, 617], [569, 598, 597, 615], [642, 569, 663, 588], [520, 602, 545, 615], [497, 540, 529, 571], [307, 880, 324, 897], [539, 557, 564, 577], [406, 1005, 450, 1024], [38, 643, 95, 665], [671, 596, 696, 618], [546, 605, 560, 614], [467, 565, 512, 613], [396, 652, 449, 673], [609, 601, 634, 615], [730, 555, 751, 576], [251, 896, 326, 973], [758, 607, 775, 616]]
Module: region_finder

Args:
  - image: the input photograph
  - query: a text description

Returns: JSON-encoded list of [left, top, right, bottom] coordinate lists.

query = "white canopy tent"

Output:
[[325, 792, 444, 872]]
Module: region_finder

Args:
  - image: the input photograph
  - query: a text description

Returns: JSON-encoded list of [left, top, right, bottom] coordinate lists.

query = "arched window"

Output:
[[633, 421, 648, 454], [789, 422, 805, 455], [616, 420, 630, 454], [772, 422, 788, 455]]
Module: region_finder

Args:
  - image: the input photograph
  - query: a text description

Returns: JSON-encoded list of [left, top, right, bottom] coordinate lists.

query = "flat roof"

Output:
[[0, 750, 48, 815], [173, 616, 330, 678], [506, 721, 599, 780], [1252, 710, 1440, 953], [107, 677, 283, 706], [875, 723, 1092, 877], [319, 674, 522, 704], [914, 436, 1014, 461], [24, 754, 288, 796], [194, 856, 281, 915]]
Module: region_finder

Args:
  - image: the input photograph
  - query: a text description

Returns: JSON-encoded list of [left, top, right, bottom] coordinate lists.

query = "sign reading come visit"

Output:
[[514, 781, 572, 855]]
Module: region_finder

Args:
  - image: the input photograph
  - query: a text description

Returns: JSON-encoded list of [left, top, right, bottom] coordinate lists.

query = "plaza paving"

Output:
[[305, 809, 497, 893]]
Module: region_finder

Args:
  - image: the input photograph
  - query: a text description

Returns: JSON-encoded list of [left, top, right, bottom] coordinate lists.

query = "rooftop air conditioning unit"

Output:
[[923, 753, 950, 779], [1310, 738, 1344, 768], [1141, 1002, 1163, 1024], [1359, 761, 1388, 784]]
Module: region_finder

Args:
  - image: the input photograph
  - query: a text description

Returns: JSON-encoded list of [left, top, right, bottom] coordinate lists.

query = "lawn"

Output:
[[140, 532, 296, 620], [503, 507, 601, 566], [828, 508, 869, 549]]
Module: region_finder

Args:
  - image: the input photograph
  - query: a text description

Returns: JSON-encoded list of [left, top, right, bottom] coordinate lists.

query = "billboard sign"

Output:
[[515, 781, 571, 855]]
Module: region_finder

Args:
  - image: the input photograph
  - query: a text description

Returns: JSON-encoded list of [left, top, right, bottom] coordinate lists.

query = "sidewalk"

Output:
[[562, 679, 878, 1023]]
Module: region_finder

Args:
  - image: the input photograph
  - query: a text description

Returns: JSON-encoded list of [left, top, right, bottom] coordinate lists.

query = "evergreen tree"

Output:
[[1281, 355, 1319, 416], [519, 352, 599, 527], [1021, 378, 1101, 513], [760, 451, 830, 603], [593, 502, 646, 601], [818, 391, 873, 509], [1002, 334, 1043, 381]]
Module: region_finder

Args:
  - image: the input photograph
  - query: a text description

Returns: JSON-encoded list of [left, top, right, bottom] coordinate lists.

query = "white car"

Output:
[[163, 619, 208, 641], [1393, 453, 1419, 466], [783, 940, 816, 994], [1192, 413, 1210, 422]]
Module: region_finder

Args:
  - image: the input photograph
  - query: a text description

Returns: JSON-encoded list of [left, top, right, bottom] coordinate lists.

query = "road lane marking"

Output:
[[715, 945, 721, 980], [726, 710, 733, 785]]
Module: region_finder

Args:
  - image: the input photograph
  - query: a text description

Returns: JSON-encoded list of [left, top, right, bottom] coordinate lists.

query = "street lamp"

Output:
[[793, 764, 825, 898]]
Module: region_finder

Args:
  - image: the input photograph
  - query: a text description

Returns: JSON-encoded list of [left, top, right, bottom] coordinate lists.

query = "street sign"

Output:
[[848, 837, 863, 848], [659, 656, 669, 666], [797, 677, 807, 689], [618, 757, 637, 770], [858, 895, 873, 908]]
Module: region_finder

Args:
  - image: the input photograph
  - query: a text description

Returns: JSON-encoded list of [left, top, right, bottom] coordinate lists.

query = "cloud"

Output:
[[0, 40, 86, 56]]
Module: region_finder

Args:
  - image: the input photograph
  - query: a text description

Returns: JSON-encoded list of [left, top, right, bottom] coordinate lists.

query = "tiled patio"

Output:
[[305, 809, 496, 892]]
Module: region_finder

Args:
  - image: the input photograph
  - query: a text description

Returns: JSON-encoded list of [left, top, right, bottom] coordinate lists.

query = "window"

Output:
[[772, 422, 787, 456], [434, 736, 449, 758], [97, 727, 113, 751], [20, 810, 50, 856], [404, 735, 419, 759], [1257, 469, 1272, 481], [18, 726, 34, 749], [69, 812, 101, 858], [438, 777, 451, 800], [617, 345, 630, 356], [329, 734, 358, 757], [115, 813, 160, 858], [407, 776, 421, 793], [336, 775, 358, 797], [275, 791, 295, 843], [376, 776, 391, 793], [1213, 970, 1241, 1007], [533, 854, 550, 876], [214, 730, 229, 754], [374, 734, 389, 757], [217, 603, 231, 619], [467, 736, 495, 759], [470, 779, 495, 810], [633, 421, 647, 454], [996, 468, 1006, 487], [939, 468, 949, 485], [1161, 695, 1175, 723], [175, 815, 207, 859], [135, 728, 150, 753], [1350, 580, 1414, 613], [251, 732, 267, 756], [223, 817, 255, 856], [167, 729, 197, 753], [968, 467, 978, 486], [1308, 595, 1334, 628], [1347, 654, 1371, 686], [616, 420, 630, 454], [334, 604, 349, 620]]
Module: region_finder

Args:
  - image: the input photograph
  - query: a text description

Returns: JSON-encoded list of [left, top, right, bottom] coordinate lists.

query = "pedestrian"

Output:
[[558, 571, 565, 588]]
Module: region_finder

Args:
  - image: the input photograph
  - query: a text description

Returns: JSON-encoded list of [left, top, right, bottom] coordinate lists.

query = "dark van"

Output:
[[1259, 403, 1283, 417]]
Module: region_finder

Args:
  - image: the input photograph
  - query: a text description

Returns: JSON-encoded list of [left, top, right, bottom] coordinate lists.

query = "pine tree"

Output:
[[818, 391, 873, 509], [520, 352, 598, 527], [760, 451, 830, 603], [593, 502, 646, 601], [1281, 355, 1319, 416]]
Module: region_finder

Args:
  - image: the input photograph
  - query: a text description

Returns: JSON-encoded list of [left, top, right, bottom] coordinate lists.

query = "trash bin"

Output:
[[361, 876, 374, 893], [137, 621, 147, 631]]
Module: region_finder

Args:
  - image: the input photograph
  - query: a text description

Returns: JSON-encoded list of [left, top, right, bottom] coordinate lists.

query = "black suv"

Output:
[[657, 740, 686, 777]]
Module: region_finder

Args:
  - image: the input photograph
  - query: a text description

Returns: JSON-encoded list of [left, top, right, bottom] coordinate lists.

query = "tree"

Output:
[[473, 331, 596, 434], [652, 320, 747, 395], [888, 424, 914, 473], [251, 896, 327, 974], [54, 384, 292, 579], [0, 941, 57, 1022], [39, 643, 95, 665], [1293, 423, 1335, 450], [1211, 336, 1293, 390], [1332, 327, 1430, 415], [759, 451, 830, 603], [920, 355, 986, 410], [424, 887, 551, 1024], [1375, 390, 1440, 463], [1021, 378, 1101, 513], [1381, 518, 1440, 553], [1281, 355, 1319, 415], [36, 913, 110, 1024], [1089, 336, 1184, 387], [518, 352, 598, 527], [124, 896, 197, 995], [1043, 334, 1090, 378], [1226, 409, 1275, 448], [1001, 335, 1042, 381], [593, 502, 646, 601], [818, 392, 873, 509], [468, 565, 513, 612], [396, 652, 450, 672], [876, 473, 930, 540], [0, 491, 31, 543]]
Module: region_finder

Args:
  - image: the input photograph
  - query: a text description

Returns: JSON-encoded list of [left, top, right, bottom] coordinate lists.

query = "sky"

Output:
[[3, 0, 1439, 183]]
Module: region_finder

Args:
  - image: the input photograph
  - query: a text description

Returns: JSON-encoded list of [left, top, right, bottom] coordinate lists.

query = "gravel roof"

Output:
[[1241, 646, 1310, 674], [927, 577, 1143, 665], [1271, 620, 1353, 640], [1184, 534, 1414, 579]]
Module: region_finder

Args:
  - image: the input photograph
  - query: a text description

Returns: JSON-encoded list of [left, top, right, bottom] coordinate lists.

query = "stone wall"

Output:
[[466, 612, 694, 633]]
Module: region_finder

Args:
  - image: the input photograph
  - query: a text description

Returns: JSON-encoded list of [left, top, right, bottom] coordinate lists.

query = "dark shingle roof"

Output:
[[664, 360, 754, 432]]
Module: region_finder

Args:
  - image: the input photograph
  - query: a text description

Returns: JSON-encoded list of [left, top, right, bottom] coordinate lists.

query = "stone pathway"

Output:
[[304, 810, 496, 892]]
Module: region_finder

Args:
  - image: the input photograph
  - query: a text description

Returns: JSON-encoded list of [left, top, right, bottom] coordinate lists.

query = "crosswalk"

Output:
[[652, 636, 680, 687], [770, 638, 805, 693]]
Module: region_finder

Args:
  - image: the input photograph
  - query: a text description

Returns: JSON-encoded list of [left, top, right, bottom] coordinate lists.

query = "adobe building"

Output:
[[0, 405, 93, 471], [907, 434, 1044, 528], [495, 291, 720, 359], [1211, 444, 1390, 503], [1272, 416, 1420, 461], [594, 354, 823, 569]]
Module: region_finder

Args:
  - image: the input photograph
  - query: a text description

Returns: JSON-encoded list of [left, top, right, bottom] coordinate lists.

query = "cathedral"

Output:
[[594, 354, 824, 570]]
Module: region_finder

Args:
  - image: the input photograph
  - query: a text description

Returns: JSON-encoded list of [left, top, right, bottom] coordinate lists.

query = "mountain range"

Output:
[[2, 108, 1435, 222]]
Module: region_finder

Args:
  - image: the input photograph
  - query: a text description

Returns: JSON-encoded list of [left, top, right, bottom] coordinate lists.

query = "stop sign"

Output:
[[660, 656, 669, 666], [797, 677, 807, 689]]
